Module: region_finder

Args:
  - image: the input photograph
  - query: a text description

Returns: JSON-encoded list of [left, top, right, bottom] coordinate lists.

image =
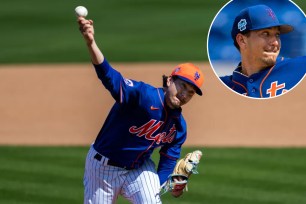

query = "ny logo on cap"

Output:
[[174, 67, 180, 73], [194, 71, 200, 81], [238, 19, 247, 32], [266, 8, 276, 20]]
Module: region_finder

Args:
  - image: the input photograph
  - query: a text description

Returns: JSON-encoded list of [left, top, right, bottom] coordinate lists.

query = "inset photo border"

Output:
[[207, 0, 306, 99]]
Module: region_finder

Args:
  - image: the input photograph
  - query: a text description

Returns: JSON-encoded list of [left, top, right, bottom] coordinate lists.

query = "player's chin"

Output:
[[262, 55, 277, 66], [171, 98, 182, 108], [172, 102, 182, 109]]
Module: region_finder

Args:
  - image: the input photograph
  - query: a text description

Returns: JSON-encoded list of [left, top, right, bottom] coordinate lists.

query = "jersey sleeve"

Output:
[[94, 60, 146, 105], [157, 116, 187, 185], [157, 154, 177, 185]]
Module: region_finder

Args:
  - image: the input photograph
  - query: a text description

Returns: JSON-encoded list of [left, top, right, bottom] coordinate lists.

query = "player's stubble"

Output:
[[260, 48, 280, 68]]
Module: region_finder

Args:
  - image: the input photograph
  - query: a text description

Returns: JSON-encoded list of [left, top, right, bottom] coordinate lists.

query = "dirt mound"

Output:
[[0, 63, 305, 146]]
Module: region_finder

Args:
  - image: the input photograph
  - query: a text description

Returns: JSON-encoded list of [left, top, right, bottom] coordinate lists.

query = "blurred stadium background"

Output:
[[0, 0, 221, 63]]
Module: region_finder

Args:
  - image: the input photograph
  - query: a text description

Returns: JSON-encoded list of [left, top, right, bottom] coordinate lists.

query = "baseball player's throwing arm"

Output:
[[77, 17, 104, 65]]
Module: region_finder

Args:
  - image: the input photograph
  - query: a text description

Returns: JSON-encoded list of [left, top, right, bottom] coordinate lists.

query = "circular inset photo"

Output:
[[207, 0, 306, 99]]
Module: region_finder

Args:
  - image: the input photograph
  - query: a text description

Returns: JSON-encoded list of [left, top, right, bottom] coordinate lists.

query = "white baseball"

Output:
[[75, 6, 88, 17]]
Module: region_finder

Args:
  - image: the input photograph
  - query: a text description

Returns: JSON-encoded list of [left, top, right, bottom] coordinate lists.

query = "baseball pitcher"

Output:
[[220, 4, 306, 98], [77, 13, 204, 203]]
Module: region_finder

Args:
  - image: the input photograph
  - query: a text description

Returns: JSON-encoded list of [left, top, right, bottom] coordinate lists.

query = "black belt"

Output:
[[94, 153, 134, 170]]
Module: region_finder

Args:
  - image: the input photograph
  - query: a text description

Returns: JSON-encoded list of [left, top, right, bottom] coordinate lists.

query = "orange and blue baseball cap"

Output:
[[231, 4, 293, 41], [171, 63, 204, 96]]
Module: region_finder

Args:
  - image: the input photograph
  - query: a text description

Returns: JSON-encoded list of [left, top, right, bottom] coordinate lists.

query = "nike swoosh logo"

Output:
[[150, 106, 159, 110]]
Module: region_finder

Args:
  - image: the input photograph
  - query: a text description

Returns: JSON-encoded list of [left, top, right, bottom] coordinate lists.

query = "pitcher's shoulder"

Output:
[[276, 56, 306, 74]]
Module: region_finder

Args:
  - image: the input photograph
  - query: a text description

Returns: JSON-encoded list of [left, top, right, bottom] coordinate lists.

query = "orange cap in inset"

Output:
[[171, 63, 204, 96]]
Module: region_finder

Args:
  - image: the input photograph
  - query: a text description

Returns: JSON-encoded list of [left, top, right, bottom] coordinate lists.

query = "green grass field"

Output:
[[1, 146, 305, 204], [0, 0, 225, 63], [1, 0, 306, 64]]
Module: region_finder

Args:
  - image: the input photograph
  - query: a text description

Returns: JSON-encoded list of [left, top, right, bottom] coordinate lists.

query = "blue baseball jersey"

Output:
[[92, 59, 187, 184], [220, 56, 306, 98]]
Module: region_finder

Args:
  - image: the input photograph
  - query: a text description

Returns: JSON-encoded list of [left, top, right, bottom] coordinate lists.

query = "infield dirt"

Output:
[[0, 63, 305, 146]]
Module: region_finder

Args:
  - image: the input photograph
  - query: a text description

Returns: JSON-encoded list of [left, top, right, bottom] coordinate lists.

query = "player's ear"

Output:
[[236, 33, 247, 50], [167, 76, 174, 87]]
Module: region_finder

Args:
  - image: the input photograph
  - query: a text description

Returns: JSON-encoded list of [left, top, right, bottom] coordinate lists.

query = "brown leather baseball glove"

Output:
[[160, 150, 203, 197]]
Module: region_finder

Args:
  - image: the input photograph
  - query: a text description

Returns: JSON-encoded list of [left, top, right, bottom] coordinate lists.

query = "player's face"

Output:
[[245, 27, 281, 67], [165, 77, 196, 109]]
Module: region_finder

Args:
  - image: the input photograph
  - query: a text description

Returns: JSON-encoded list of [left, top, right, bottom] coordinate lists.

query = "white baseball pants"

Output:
[[83, 145, 162, 204]]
